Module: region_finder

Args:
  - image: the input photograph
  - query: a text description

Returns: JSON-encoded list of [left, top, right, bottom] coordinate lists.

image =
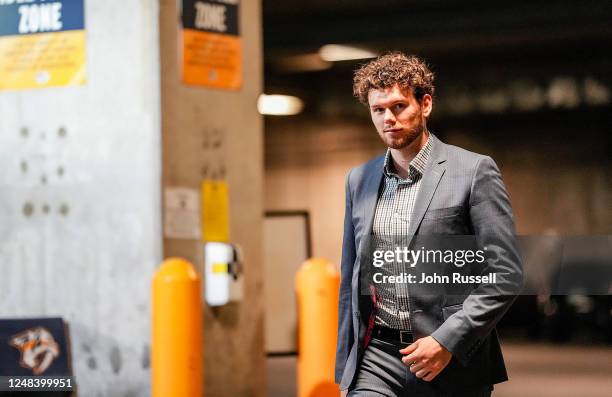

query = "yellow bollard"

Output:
[[152, 258, 203, 397], [296, 258, 340, 397]]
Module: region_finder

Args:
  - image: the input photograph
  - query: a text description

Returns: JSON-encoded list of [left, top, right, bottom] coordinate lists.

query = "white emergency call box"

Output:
[[204, 242, 243, 306]]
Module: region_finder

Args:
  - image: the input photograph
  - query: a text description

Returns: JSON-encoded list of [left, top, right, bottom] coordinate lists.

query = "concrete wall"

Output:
[[160, 0, 266, 396], [0, 1, 162, 396], [264, 115, 612, 267], [265, 117, 384, 267]]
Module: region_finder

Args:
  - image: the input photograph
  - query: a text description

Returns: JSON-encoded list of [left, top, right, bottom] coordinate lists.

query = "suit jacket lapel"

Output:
[[407, 134, 448, 238], [357, 156, 384, 261], [353, 155, 384, 323]]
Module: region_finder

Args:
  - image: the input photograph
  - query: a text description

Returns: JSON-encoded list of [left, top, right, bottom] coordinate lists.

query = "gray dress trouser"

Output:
[[348, 338, 493, 397]]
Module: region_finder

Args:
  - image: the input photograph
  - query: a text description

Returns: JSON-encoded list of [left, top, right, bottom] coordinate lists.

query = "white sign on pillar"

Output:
[[164, 187, 201, 240]]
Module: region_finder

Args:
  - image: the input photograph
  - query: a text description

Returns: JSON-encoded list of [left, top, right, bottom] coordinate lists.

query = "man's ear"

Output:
[[421, 94, 433, 117]]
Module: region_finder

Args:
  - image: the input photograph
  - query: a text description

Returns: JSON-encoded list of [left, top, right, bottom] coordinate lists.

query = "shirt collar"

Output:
[[383, 134, 433, 180]]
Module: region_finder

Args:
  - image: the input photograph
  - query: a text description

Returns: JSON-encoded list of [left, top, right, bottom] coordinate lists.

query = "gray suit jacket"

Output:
[[334, 133, 523, 392]]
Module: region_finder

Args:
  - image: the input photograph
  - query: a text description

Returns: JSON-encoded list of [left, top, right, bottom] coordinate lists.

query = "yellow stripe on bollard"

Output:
[[152, 258, 203, 397], [296, 258, 341, 397]]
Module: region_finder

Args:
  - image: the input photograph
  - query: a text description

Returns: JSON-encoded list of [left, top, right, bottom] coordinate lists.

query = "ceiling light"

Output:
[[319, 44, 378, 62], [257, 94, 304, 116], [275, 53, 332, 73]]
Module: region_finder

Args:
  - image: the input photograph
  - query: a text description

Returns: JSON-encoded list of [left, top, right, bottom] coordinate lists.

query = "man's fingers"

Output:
[[401, 351, 420, 365], [399, 342, 417, 354], [422, 370, 438, 382], [401, 345, 421, 363], [408, 361, 426, 373], [415, 368, 431, 379]]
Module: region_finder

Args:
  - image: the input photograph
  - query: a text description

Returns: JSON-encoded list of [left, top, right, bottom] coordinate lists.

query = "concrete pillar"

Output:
[[0, 1, 162, 396], [159, 1, 266, 396], [0, 0, 265, 395]]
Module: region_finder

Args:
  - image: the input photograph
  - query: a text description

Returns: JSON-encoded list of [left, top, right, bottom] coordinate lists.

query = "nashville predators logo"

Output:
[[9, 327, 60, 375]]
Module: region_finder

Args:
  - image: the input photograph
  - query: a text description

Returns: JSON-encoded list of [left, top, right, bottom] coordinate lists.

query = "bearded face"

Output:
[[368, 84, 431, 150]]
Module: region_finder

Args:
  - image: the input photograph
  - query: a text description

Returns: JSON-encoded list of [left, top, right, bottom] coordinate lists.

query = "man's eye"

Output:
[[374, 108, 384, 113], [395, 103, 406, 110]]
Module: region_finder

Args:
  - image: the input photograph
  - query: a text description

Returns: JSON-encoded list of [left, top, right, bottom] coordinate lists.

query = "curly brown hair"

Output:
[[353, 52, 435, 106]]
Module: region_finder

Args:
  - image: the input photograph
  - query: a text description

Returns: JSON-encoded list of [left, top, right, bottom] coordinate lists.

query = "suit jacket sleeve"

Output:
[[335, 169, 356, 383], [430, 156, 524, 366]]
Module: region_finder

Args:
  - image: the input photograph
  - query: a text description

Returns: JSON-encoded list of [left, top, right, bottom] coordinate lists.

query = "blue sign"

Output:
[[0, 0, 84, 37]]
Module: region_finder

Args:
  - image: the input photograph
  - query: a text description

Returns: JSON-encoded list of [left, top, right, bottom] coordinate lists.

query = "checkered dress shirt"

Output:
[[372, 136, 433, 331]]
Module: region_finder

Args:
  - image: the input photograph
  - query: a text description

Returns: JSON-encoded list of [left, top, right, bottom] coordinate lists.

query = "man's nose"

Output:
[[384, 108, 396, 124]]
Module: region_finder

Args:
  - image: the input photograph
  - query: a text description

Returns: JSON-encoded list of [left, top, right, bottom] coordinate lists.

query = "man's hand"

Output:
[[399, 336, 452, 382]]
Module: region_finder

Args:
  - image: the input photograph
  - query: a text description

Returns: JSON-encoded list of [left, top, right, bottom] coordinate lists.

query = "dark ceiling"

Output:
[[263, 0, 612, 53], [261, 0, 612, 119]]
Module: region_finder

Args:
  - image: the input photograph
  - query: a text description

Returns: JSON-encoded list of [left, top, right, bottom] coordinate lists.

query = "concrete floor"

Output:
[[267, 343, 612, 397], [495, 343, 612, 397]]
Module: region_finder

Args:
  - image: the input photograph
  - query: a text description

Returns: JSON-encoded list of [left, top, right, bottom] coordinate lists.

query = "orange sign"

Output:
[[181, 0, 241, 90]]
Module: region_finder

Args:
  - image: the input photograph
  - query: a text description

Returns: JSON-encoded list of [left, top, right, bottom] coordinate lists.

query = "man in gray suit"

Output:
[[335, 53, 523, 396]]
